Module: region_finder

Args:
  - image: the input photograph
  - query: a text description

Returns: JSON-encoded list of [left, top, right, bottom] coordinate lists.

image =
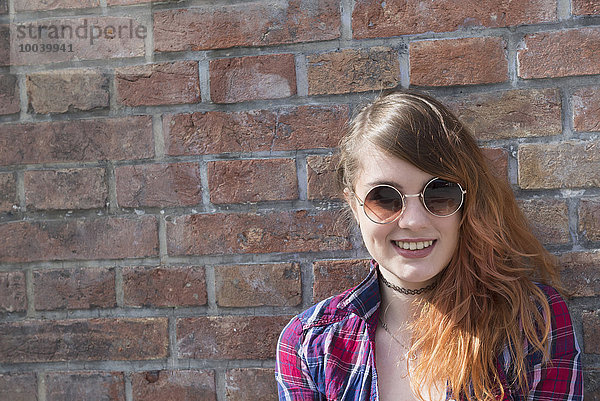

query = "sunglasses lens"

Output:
[[423, 179, 464, 216], [363, 186, 403, 223]]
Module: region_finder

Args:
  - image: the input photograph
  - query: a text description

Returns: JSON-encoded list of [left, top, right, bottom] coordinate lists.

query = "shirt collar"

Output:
[[337, 259, 381, 322]]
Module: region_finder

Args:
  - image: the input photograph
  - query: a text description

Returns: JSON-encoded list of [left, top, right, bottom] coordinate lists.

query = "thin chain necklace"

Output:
[[379, 271, 437, 295], [378, 318, 417, 361]]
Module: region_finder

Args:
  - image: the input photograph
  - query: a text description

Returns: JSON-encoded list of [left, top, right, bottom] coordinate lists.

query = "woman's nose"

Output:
[[396, 195, 429, 229]]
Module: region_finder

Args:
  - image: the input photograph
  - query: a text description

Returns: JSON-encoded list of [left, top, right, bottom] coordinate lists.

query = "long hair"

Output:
[[336, 90, 562, 400]]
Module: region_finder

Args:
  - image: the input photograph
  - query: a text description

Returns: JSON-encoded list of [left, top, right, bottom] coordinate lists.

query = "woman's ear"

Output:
[[343, 187, 360, 224]]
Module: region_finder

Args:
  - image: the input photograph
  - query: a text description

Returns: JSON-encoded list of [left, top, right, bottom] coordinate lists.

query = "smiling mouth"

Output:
[[393, 240, 435, 250]]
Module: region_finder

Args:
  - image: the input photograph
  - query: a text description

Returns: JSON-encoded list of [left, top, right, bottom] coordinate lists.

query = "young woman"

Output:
[[275, 91, 583, 401]]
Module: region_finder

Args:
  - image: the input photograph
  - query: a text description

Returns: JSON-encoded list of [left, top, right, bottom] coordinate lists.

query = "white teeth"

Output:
[[394, 240, 434, 250]]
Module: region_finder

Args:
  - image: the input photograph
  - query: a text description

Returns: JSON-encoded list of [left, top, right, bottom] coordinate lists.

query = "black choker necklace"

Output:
[[379, 272, 437, 295]]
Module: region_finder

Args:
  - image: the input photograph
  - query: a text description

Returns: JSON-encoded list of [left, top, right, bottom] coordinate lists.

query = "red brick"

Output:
[[313, 259, 370, 301], [0, 373, 38, 401], [108, 0, 152, 4], [215, 263, 301, 307], [210, 54, 297, 103], [116, 61, 200, 106], [208, 159, 298, 203], [14, 0, 99, 11], [154, 0, 339, 52], [132, 370, 215, 401], [307, 155, 342, 200], [0, 73, 20, 115], [177, 316, 290, 360], [517, 199, 570, 245], [481, 148, 509, 182], [0, 216, 158, 263], [518, 141, 600, 189], [46, 372, 124, 401], [558, 252, 600, 297], [10, 17, 146, 66], [583, 310, 600, 354], [26, 69, 108, 114], [167, 210, 350, 257], [573, 0, 600, 15], [225, 369, 277, 401], [410, 37, 508, 86], [307, 47, 400, 95], [0, 317, 168, 363], [123, 266, 207, 308], [518, 28, 600, 79], [443, 88, 561, 140], [164, 105, 348, 155], [33, 267, 116, 311], [116, 163, 202, 208], [573, 86, 600, 132], [352, 0, 556, 39], [25, 168, 107, 210], [580, 198, 600, 242], [0, 172, 16, 212], [0, 271, 27, 313], [0, 116, 153, 166]]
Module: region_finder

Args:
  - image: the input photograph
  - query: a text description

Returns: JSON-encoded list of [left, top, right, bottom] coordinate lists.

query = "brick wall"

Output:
[[0, 0, 599, 399]]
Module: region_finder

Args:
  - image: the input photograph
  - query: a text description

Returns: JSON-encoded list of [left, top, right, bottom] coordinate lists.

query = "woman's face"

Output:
[[346, 144, 461, 289]]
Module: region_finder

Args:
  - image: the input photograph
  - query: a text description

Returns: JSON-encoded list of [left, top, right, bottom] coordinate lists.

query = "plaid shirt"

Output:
[[276, 261, 583, 401]]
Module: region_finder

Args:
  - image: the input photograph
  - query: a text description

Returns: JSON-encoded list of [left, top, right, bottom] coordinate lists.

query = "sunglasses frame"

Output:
[[352, 177, 466, 224]]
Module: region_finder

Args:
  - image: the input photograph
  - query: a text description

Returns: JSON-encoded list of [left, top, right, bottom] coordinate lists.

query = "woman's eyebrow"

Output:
[[365, 180, 404, 189]]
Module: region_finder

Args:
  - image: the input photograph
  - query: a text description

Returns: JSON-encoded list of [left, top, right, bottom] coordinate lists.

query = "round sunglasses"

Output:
[[352, 177, 466, 224]]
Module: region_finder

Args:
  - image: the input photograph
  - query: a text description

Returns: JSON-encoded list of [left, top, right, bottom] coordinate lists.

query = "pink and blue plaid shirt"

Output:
[[276, 261, 583, 401]]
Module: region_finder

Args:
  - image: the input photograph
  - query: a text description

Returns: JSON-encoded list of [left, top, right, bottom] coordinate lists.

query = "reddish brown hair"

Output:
[[337, 90, 562, 400]]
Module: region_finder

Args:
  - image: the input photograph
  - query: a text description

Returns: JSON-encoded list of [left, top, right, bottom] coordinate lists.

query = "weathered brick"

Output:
[[116, 61, 200, 106], [580, 198, 600, 242], [410, 37, 508, 86], [26, 69, 108, 114], [558, 252, 600, 297], [585, 368, 600, 401], [0, 0, 6, 14], [518, 141, 600, 189], [166, 210, 350, 257], [0, 116, 153, 166], [0, 373, 38, 401], [307, 154, 342, 200], [208, 159, 298, 204], [25, 168, 107, 210], [0, 73, 20, 115], [443, 88, 561, 140], [517, 199, 570, 245], [0, 317, 168, 363], [116, 163, 202, 208], [210, 54, 297, 103], [132, 370, 215, 401], [123, 266, 207, 308], [10, 17, 146, 65], [583, 310, 600, 354], [215, 263, 301, 307], [0, 271, 27, 313], [572, 86, 600, 132], [108, 0, 152, 4], [0, 25, 8, 67], [0, 216, 158, 263], [480, 148, 509, 182], [0, 172, 16, 212], [518, 28, 600, 79], [45, 372, 124, 401], [14, 0, 99, 11], [177, 316, 290, 360], [225, 369, 277, 401], [313, 259, 370, 301], [307, 47, 400, 95], [154, 0, 339, 52], [573, 0, 600, 15], [33, 267, 116, 311], [164, 105, 348, 155], [352, 0, 556, 39]]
